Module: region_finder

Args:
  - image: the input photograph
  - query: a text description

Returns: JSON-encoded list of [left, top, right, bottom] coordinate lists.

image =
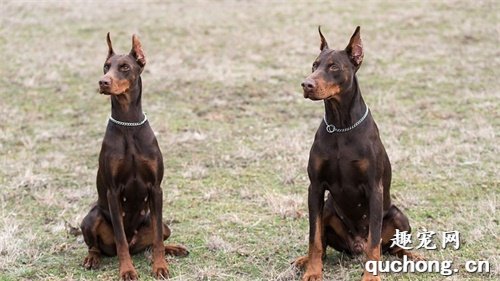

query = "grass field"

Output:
[[0, 0, 498, 280]]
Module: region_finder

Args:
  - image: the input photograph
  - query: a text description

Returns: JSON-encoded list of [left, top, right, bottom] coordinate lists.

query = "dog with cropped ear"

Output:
[[294, 26, 422, 281], [80, 33, 188, 281]]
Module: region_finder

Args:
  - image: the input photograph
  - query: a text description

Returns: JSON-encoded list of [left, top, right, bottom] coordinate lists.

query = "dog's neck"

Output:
[[110, 77, 144, 123], [324, 76, 367, 129]]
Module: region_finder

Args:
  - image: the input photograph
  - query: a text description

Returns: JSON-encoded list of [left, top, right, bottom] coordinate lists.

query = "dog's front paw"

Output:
[[165, 244, 189, 257], [152, 260, 170, 280], [361, 271, 381, 281], [302, 270, 323, 281], [297, 256, 322, 280], [120, 265, 138, 281]]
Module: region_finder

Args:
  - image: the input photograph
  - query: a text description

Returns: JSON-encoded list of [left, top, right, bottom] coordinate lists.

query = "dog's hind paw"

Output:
[[165, 244, 189, 257], [292, 255, 308, 268], [393, 249, 426, 261], [83, 252, 101, 269], [406, 251, 425, 261]]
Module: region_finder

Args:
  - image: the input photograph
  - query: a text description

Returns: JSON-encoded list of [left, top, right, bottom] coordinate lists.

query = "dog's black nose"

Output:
[[301, 79, 316, 90], [99, 78, 110, 87]]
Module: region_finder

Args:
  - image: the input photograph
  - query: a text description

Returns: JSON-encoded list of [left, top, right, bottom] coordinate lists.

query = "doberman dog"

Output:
[[81, 33, 188, 280], [293, 27, 421, 281]]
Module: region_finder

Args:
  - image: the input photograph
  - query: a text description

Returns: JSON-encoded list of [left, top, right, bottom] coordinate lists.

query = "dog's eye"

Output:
[[312, 62, 319, 72], [120, 65, 130, 72], [330, 64, 340, 71], [103, 65, 110, 72]]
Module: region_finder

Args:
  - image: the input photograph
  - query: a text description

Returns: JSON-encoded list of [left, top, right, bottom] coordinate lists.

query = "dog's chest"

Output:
[[103, 132, 162, 184], [121, 177, 150, 212], [321, 139, 371, 183], [314, 137, 372, 203], [325, 155, 372, 225]]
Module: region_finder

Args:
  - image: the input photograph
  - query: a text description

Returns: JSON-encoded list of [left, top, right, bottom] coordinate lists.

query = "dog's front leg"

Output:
[[149, 185, 169, 279], [107, 189, 138, 281], [302, 182, 325, 281], [362, 181, 383, 281]]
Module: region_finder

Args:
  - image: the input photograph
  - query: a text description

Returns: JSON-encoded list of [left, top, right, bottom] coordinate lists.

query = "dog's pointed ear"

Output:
[[106, 32, 114, 59], [130, 34, 146, 68], [318, 26, 328, 51], [345, 26, 363, 67]]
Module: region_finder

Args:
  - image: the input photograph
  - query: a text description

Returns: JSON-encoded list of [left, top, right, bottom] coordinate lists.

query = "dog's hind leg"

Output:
[[381, 205, 424, 260], [81, 205, 116, 269], [129, 220, 189, 257]]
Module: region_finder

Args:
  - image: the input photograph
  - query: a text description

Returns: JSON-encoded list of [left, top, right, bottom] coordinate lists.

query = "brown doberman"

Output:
[[80, 33, 188, 280], [293, 26, 421, 281]]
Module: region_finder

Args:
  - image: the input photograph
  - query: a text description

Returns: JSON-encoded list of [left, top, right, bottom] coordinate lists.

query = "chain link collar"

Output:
[[323, 106, 369, 133], [109, 113, 148, 127]]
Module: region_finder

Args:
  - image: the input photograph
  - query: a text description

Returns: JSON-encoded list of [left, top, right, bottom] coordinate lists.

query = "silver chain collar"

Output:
[[323, 106, 369, 133], [109, 113, 148, 127]]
